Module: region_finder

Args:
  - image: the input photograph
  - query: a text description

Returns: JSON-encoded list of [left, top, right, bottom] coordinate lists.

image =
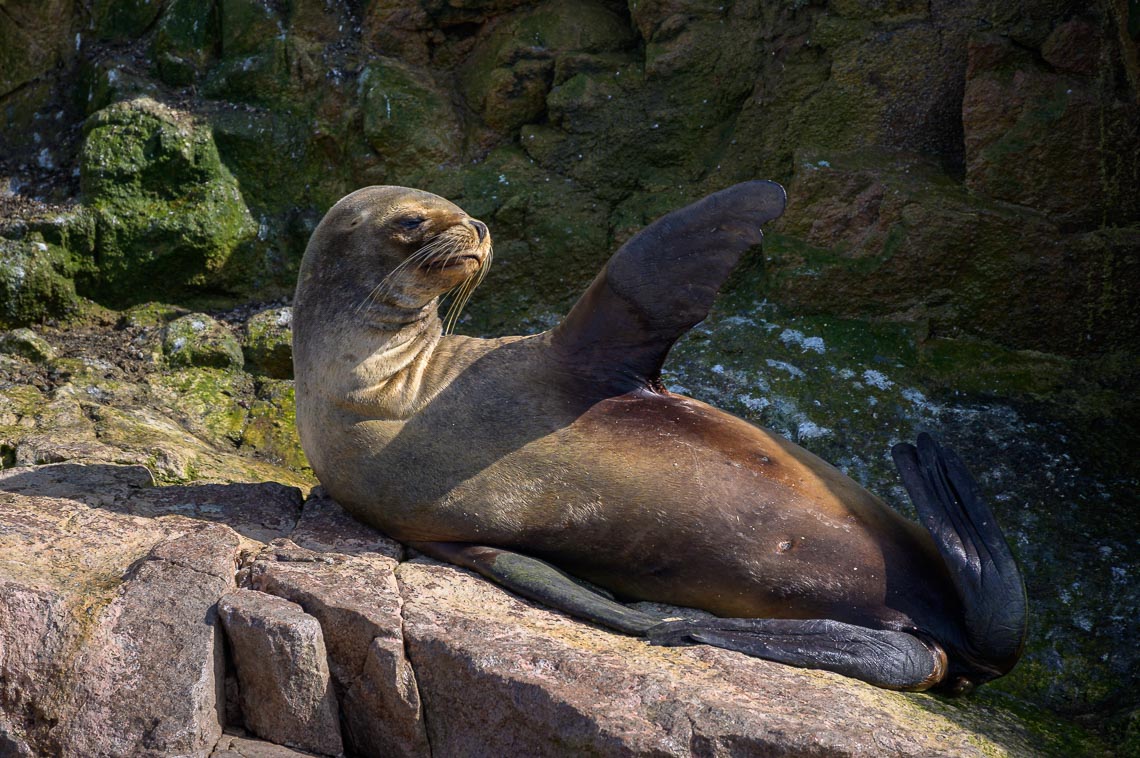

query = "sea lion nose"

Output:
[[468, 219, 488, 242]]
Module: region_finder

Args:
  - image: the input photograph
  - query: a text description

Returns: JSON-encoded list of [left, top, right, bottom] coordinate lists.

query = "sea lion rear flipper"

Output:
[[891, 434, 1028, 676], [409, 541, 658, 635], [647, 617, 947, 691], [551, 181, 786, 390]]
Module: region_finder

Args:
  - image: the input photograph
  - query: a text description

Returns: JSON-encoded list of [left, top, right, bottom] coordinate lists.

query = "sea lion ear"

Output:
[[551, 180, 786, 392]]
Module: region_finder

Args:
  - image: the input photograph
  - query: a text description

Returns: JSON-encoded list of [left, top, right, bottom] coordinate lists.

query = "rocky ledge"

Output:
[[0, 462, 1092, 757]]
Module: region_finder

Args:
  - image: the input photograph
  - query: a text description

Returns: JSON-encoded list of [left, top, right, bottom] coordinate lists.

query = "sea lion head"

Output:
[[297, 185, 492, 331]]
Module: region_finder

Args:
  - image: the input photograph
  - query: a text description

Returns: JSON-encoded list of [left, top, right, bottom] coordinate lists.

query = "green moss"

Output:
[[0, 237, 82, 328], [147, 367, 252, 448], [162, 314, 244, 370], [240, 378, 309, 473], [78, 98, 257, 305]]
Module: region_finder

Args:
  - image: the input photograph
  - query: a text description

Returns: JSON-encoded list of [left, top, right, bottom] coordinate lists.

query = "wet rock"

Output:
[[218, 590, 343, 756], [963, 34, 1140, 228], [78, 97, 257, 304], [164, 314, 245, 370], [242, 307, 293, 378], [0, 328, 55, 363]]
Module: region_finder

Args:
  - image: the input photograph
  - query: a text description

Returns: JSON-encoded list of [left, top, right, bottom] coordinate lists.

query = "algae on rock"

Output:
[[78, 98, 257, 305]]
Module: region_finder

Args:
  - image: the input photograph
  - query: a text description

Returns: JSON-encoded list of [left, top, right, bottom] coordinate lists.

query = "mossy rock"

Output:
[[766, 148, 1138, 355], [217, 0, 285, 57], [0, 237, 82, 328], [146, 367, 252, 449], [201, 36, 320, 108], [78, 98, 257, 305], [460, 0, 635, 132], [242, 307, 293, 379], [359, 58, 462, 176], [963, 34, 1140, 228], [447, 145, 614, 333], [0, 328, 56, 363], [0, 0, 76, 96], [152, 0, 221, 87], [162, 314, 244, 370], [240, 378, 308, 472], [91, 0, 166, 42]]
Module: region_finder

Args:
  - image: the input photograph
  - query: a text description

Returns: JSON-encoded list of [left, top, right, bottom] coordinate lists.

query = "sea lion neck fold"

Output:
[[293, 186, 494, 422]]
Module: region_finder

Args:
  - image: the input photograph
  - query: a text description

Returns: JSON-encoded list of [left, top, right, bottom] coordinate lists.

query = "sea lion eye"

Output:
[[397, 216, 426, 230]]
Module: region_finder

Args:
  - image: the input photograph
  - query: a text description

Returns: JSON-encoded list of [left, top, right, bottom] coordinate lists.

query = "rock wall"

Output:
[[0, 0, 1137, 354]]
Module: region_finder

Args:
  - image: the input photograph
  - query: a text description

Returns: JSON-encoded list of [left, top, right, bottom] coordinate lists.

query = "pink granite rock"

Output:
[[218, 590, 343, 756], [0, 463, 294, 757], [247, 541, 428, 758], [397, 558, 1042, 757]]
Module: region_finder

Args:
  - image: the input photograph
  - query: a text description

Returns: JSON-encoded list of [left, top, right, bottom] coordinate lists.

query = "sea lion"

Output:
[[292, 183, 1027, 694]]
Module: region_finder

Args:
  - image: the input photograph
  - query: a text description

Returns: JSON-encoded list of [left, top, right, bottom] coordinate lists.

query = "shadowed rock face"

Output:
[[0, 464, 1091, 757], [0, 0, 1136, 354]]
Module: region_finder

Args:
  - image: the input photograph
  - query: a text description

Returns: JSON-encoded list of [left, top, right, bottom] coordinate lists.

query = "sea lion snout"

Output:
[[468, 218, 488, 242]]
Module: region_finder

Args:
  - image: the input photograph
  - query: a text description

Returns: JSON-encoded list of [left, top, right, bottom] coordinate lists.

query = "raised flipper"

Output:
[[408, 541, 659, 635], [551, 181, 786, 391], [891, 433, 1027, 680], [646, 618, 948, 691]]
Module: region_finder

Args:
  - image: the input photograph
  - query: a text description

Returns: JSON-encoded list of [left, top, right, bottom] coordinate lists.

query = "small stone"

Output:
[[242, 307, 293, 379], [0, 327, 55, 362], [163, 313, 244, 369], [218, 589, 344, 757]]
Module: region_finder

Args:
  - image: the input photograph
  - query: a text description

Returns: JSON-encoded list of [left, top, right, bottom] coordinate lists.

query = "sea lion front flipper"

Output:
[[409, 541, 659, 635], [646, 618, 947, 691], [891, 434, 1028, 676], [551, 181, 787, 390]]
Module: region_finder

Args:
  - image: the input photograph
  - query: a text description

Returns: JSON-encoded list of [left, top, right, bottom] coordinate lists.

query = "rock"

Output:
[[396, 558, 1043, 757], [289, 487, 404, 560], [218, 590, 343, 756], [460, 0, 635, 133], [240, 378, 309, 472], [212, 731, 323, 757], [247, 540, 428, 758], [768, 148, 1139, 354], [0, 464, 244, 757], [963, 34, 1140, 228], [79, 97, 258, 304], [164, 313, 245, 370], [0, 0, 77, 96], [0, 328, 55, 362], [0, 237, 81, 329], [242, 307, 293, 378], [358, 58, 462, 178]]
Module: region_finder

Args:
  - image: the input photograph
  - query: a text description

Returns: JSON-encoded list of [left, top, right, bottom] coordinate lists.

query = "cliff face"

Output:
[[1, 1, 1138, 754], [2, 0, 1137, 352]]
